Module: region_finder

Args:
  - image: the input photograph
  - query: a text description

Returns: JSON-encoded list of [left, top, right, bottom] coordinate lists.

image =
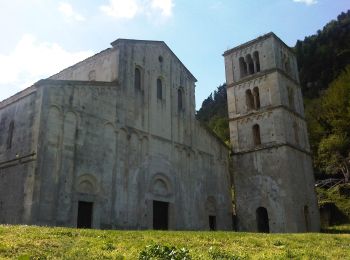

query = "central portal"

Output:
[[153, 200, 169, 230], [77, 201, 93, 228]]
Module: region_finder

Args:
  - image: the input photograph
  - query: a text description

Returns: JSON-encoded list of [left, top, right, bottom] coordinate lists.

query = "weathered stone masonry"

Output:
[[0, 39, 233, 230], [224, 32, 320, 232]]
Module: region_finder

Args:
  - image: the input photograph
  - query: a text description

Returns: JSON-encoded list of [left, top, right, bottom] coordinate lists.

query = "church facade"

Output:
[[0, 39, 233, 230]]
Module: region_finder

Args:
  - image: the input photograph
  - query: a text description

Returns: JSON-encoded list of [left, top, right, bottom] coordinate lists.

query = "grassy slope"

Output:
[[0, 225, 349, 259]]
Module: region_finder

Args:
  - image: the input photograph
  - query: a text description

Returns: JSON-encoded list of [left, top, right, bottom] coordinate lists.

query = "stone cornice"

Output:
[[229, 105, 305, 122], [227, 68, 300, 88], [0, 153, 36, 170], [231, 142, 311, 156], [223, 32, 295, 57]]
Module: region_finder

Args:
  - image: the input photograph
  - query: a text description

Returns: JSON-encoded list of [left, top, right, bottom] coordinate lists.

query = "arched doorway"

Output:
[[256, 207, 269, 233], [150, 175, 172, 230]]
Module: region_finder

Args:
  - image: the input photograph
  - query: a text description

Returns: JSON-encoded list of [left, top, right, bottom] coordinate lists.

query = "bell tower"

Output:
[[223, 33, 320, 232]]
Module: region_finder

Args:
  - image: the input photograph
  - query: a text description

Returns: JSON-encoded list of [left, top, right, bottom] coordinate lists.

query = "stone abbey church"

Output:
[[0, 33, 320, 232]]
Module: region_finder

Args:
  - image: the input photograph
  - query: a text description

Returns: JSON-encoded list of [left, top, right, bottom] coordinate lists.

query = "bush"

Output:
[[208, 247, 245, 260], [139, 244, 191, 260]]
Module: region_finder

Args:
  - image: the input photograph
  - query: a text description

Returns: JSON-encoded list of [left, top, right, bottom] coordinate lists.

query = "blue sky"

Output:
[[0, 0, 348, 109]]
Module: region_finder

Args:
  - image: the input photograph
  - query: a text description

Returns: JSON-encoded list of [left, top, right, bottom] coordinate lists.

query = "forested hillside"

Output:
[[296, 10, 350, 98], [196, 10, 350, 180], [196, 84, 229, 144]]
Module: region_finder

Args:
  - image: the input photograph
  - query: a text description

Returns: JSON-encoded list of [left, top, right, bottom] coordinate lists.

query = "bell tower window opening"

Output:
[[239, 57, 248, 78], [253, 124, 261, 146], [246, 54, 254, 75], [253, 51, 260, 72], [245, 89, 254, 111], [253, 87, 260, 109]]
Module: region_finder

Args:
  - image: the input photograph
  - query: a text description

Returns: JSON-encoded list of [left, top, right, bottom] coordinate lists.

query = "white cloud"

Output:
[[58, 2, 85, 21], [100, 0, 139, 19], [100, 0, 174, 19], [0, 34, 93, 92], [150, 0, 174, 17], [293, 0, 318, 5]]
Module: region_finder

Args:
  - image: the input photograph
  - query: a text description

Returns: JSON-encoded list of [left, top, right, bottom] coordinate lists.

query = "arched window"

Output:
[[88, 70, 96, 81], [253, 124, 261, 146], [256, 207, 269, 233], [7, 121, 14, 150], [239, 57, 248, 78], [157, 78, 162, 100], [253, 51, 260, 72], [178, 88, 183, 111], [304, 205, 310, 232], [246, 54, 254, 75], [253, 87, 260, 109], [287, 86, 295, 110], [134, 67, 141, 90], [245, 89, 254, 111], [293, 122, 299, 145]]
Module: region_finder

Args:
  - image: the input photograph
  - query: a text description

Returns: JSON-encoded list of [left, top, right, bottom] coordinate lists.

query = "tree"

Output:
[[317, 134, 350, 182], [306, 65, 350, 182]]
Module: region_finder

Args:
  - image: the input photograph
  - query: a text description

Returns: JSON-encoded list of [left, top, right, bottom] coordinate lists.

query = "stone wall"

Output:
[[0, 87, 41, 224], [30, 79, 232, 230]]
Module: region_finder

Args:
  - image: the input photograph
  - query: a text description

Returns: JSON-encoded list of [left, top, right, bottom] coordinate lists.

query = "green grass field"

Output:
[[0, 225, 349, 259]]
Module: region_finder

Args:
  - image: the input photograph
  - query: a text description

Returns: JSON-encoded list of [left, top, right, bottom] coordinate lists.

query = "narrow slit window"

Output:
[[287, 86, 295, 110], [304, 205, 310, 232], [134, 67, 141, 90], [7, 121, 14, 150], [178, 88, 183, 111], [293, 122, 299, 145], [157, 78, 162, 100]]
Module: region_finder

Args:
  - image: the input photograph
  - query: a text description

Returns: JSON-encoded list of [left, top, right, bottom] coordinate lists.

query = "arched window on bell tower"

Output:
[[253, 51, 260, 72], [246, 89, 254, 111], [239, 57, 248, 78], [246, 54, 254, 75], [253, 87, 260, 109]]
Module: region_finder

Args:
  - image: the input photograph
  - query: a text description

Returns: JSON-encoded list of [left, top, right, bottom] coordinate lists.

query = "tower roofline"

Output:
[[223, 32, 295, 57], [111, 38, 197, 82]]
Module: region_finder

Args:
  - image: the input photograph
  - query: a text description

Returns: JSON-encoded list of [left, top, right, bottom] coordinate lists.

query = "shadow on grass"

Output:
[[321, 225, 350, 234]]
